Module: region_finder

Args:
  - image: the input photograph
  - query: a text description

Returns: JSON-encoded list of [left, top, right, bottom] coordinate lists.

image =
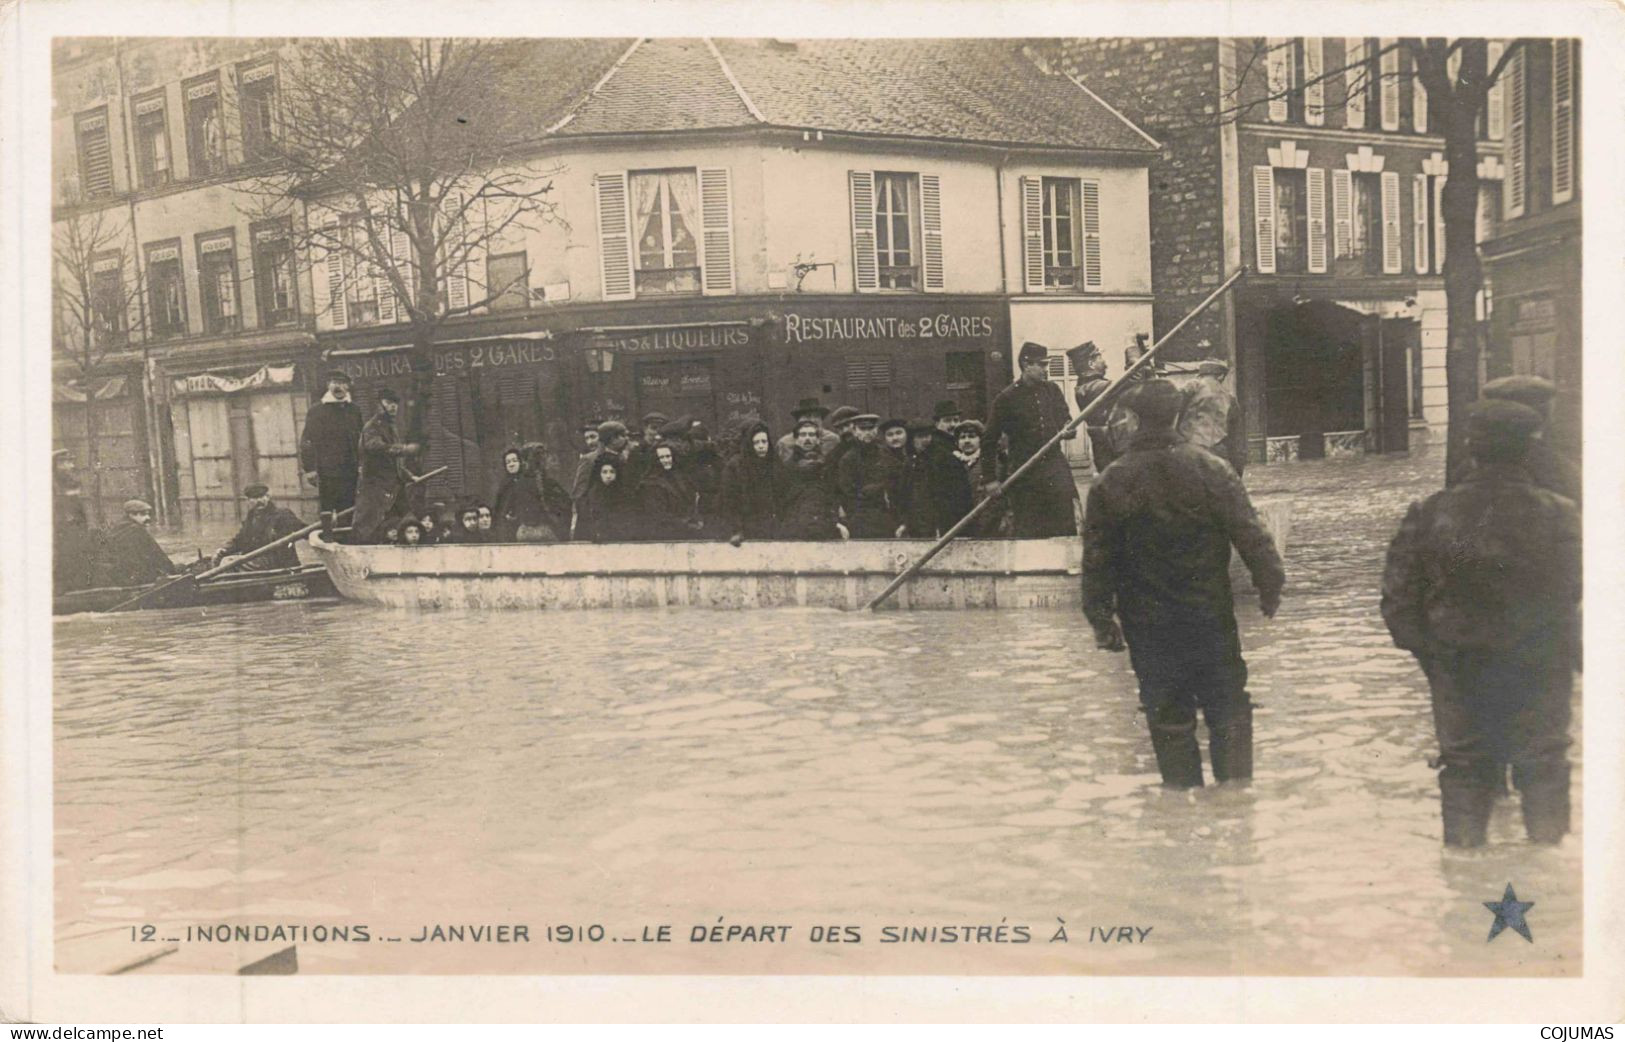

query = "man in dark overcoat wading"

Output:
[[1082, 379, 1284, 789], [1381, 399, 1581, 846]]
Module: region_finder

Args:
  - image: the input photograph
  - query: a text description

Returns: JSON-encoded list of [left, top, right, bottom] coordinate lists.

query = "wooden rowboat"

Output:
[[308, 498, 1290, 611], [53, 563, 339, 616]]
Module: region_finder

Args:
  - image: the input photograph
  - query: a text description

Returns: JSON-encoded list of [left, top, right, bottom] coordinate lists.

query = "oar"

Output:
[[863, 266, 1248, 612], [107, 465, 449, 612]]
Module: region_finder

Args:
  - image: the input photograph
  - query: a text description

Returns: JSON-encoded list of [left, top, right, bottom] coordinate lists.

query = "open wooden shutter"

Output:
[[375, 216, 398, 324], [1552, 39, 1575, 204], [920, 172, 944, 291], [848, 170, 878, 293], [698, 166, 736, 295], [1506, 48, 1526, 217], [1266, 38, 1289, 122], [391, 225, 412, 320], [1306, 167, 1327, 272], [1252, 166, 1276, 274], [1345, 38, 1366, 130], [1081, 179, 1102, 289], [1380, 170, 1402, 274], [323, 223, 347, 330], [595, 172, 634, 301], [1304, 38, 1324, 126], [1485, 42, 1505, 140], [1380, 39, 1400, 131], [1020, 176, 1044, 293], [1433, 176, 1447, 269], [443, 192, 468, 313], [1332, 169, 1352, 259], [1412, 175, 1430, 274], [1412, 52, 1428, 133]]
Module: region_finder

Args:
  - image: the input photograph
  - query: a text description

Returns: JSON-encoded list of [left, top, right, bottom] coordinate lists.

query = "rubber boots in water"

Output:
[[1208, 702, 1254, 784], [1439, 765, 1498, 848], [1513, 760, 1571, 844], [1148, 706, 1205, 789]]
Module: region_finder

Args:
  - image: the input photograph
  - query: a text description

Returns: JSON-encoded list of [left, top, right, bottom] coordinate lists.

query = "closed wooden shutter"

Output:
[[1552, 39, 1575, 204], [1345, 38, 1366, 130], [392, 225, 412, 319], [1506, 48, 1526, 217], [1380, 39, 1400, 131], [76, 113, 114, 197], [1332, 169, 1352, 259], [1304, 38, 1324, 126], [1486, 42, 1505, 140], [1252, 166, 1276, 274], [1380, 170, 1402, 274], [848, 170, 879, 293], [1412, 175, 1430, 274], [324, 223, 347, 330], [1306, 167, 1328, 272], [1020, 176, 1044, 292], [920, 173, 944, 291], [595, 172, 634, 301], [1413, 52, 1428, 133], [1081, 179, 1102, 289], [376, 219, 397, 325], [1433, 175, 1447, 269], [1266, 38, 1289, 122]]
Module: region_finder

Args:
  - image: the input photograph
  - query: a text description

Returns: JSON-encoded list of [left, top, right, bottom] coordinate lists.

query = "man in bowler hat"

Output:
[[1082, 379, 1284, 789], [1381, 399, 1580, 846], [982, 341, 1079, 537]]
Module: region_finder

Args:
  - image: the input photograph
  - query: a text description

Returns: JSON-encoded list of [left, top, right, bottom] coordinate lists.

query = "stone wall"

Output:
[[1040, 38, 1227, 364]]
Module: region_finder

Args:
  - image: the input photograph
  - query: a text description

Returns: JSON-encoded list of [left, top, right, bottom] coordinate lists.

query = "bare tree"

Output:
[[240, 38, 566, 446], [53, 199, 145, 525]]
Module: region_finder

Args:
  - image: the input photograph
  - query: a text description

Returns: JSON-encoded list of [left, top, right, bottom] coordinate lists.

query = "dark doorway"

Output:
[[1263, 304, 1365, 445]]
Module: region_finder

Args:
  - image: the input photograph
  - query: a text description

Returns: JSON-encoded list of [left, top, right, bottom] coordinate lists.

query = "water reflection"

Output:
[[54, 453, 1580, 974]]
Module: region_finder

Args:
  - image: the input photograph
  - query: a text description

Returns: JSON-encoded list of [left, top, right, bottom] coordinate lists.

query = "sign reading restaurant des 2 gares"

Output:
[[335, 337, 559, 381], [781, 301, 1002, 346]]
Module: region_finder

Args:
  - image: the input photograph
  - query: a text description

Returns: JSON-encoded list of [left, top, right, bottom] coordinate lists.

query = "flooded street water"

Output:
[[53, 450, 1581, 976]]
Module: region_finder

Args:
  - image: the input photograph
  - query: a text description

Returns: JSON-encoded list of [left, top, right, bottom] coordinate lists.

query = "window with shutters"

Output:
[[1344, 38, 1378, 131], [1273, 169, 1309, 273], [183, 74, 225, 178], [630, 168, 700, 295], [238, 60, 279, 162], [90, 253, 125, 345], [1505, 47, 1526, 218], [486, 251, 530, 311], [144, 240, 187, 338], [845, 356, 893, 390], [196, 230, 241, 334], [1267, 39, 1319, 124], [251, 220, 298, 327], [131, 93, 171, 189], [873, 172, 921, 290], [1551, 39, 1575, 205], [1423, 174, 1445, 273], [75, 109, 114, 199], [341, 222, 380, 325], [1477, 181, 1503, 242]]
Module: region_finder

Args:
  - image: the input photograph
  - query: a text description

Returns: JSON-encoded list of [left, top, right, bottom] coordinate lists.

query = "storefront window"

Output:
[[631, 169, 700, 295]]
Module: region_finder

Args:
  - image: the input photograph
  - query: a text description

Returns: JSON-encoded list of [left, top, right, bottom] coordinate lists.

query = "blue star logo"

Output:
[[1484, 883, 1535, 943]]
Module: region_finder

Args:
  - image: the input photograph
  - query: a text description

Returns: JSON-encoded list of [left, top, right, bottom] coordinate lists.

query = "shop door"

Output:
[[185, 397, 237, 525], [1264, 305, 1365, 452], [1374, 318, 1413, 454], [248, 392, 303, 501], [635, 358, 717, 431]]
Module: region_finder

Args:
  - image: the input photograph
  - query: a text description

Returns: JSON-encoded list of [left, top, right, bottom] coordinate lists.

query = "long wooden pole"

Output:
[[863, 267, 1248, 612]]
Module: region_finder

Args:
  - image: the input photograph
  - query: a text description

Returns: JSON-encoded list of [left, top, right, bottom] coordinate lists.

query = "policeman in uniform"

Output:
[[1381, 399, 1580, 846], [982, 341, 1079, 537], [1082, 379, 1284, 788]]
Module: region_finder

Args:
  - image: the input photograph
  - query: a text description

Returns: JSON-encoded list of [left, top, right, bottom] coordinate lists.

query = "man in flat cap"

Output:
[[1478, 374, 1581, 504], [96, 499, 180, 588], [1083, 379, 1285, 790], [352, 388, 421, 543], [213, 483, 307, 571], [982, 341, 1079, 537], [1382, 399, 1580, 846], [1177, 358, 1248, 476], [298, 369, 365, 530], [835, 413, 896, 538]]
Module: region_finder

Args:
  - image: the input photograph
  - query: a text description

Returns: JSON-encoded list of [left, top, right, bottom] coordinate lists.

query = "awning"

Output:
[[170, 362, 296, 397], [53, 375, 128, 403]]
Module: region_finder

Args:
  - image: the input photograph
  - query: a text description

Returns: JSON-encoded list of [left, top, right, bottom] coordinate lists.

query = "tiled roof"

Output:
[[494, 38, 1157, 153]]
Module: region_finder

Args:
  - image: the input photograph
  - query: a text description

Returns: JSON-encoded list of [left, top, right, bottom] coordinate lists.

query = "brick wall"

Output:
[[1041, 38, 1226, 364]]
